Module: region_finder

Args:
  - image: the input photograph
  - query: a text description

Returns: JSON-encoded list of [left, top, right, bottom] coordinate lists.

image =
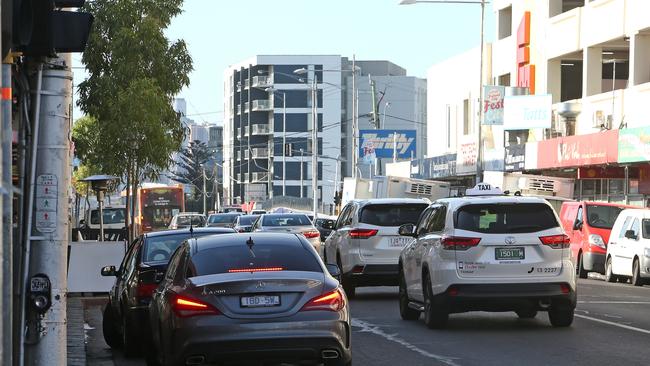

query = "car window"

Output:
[[237, 215, 259, 225], [360, 203, 428, 227], [123, 241, 141, 279], [630, 218, 640, 240], [177, 215, 206, 226], [642, 219, 650, 239], [416, 207, 435, 236], [143, 232, 224, 263], [586, 205, 624, 230], [90, 207, 126, 225], [119, 238, 140, 273], [575, 206, 583, 227], [188, 243, 322, 276], [336, 205, 352, 228], [427, 205, 447, 232], [455, 203, 559, 234], [165, 245, 184, 281], [262, 214, 312, 226], [618, 216, 633, 238], [208, 214, 239, 224]]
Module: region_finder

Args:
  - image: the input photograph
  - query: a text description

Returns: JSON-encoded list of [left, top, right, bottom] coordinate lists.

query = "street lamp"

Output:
[[81, 175, 119, 241], [400, 0, 488, 183]]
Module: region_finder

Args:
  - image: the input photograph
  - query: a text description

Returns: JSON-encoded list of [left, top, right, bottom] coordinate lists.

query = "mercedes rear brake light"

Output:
[[349, 228, 378, 239], [441, 236, 481, 250], [227, 267, 284, 273], [539, 234, 570, 249], [171, 295, 220, 317], [300, 289, 345, 312]]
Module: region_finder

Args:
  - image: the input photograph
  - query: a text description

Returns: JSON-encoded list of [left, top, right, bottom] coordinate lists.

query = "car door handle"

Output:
[[610, 241, 616, 245]]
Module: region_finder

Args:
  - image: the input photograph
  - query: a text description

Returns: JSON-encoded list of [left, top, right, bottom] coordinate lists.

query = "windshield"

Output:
[[455, 203, 559, 234], [262, 214, 312, 226], [208, 214, 239, 224], [176, 215, 205, 226], [237, 215, 259, 225], [90, 208, 126, 225], [643, 219, 650, 239], [586, 205, 625, 230], [360, 204, 428, 227], [143, 232, 219, 263]]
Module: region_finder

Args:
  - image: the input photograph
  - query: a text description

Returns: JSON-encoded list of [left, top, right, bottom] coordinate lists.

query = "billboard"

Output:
[[618, 126, 650, 163], [537, 130, 618, 169], [359, 130, 416, 160], [503, 94, 552, 130], [482, 85, 505, 125]]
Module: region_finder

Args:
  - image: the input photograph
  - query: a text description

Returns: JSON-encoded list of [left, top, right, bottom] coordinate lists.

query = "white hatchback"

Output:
[[605, 208, 650, 286], [397, 184, 577, 328]]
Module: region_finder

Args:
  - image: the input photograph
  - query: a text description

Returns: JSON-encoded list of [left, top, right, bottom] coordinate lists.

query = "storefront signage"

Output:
[[411, 154, 456, 180], [618, 126, 650, 163], [517, 11, 535, 94], [537, 130, 618, 169], [457, 136, 478, 175], [482, 85, 505, 125], [503, 94, 552, 130], [359, 130, 416, 159], [578, 167, 638, 179], [505, 144, 526, 171]]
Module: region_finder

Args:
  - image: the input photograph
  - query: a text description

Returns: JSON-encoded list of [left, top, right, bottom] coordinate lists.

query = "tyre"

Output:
[[398, 269, 420, 321], [605, 257, 618, 283], [577, 253, 588, 279], [422, 274, 448, 329], [548, 305, 574, 327], [516, 308, 538, 319], [631, 258, 644, 287], [121, 311, 140, 357], [144, 339, 161, 366], [338, 256, 355, 299], [102, 303, 121, 348], [324, 360, 351, 366]]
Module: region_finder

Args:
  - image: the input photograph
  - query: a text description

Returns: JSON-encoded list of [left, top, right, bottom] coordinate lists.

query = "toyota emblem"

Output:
[[505, 236, 516, 245]]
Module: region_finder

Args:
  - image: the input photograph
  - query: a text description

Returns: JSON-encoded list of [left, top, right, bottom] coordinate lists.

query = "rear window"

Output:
[[262, 214, 311, 226], [208, 214, 239, 224], [455, 203, 559, 234], [237, 215, 259, 225], [177, 216, 205, 226], [188, 243, 322, 276], [143, 232, 221, 263], [359, 204, 428, 227], [586, 205, 625, 230]]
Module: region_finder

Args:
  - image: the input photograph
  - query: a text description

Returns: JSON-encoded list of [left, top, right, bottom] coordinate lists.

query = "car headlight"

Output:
[[588, 234, 606, 249], [645, 248, 650, 258]]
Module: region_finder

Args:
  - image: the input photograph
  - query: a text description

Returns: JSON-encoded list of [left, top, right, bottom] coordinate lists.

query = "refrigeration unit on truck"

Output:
[[341, 176, 450, 207]]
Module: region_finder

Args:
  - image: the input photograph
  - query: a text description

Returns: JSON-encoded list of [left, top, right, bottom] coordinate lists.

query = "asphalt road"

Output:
[[84, 277, 650, 366]]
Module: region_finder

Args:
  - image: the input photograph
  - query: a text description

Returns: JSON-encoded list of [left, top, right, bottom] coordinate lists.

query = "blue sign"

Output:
[[359, 130, 416, 160]]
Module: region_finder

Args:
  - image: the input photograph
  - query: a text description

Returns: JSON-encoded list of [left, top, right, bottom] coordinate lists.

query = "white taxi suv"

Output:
[[606, 208, 650, 286], [397, 184, 577, 328], [323, 198, 429, 297]]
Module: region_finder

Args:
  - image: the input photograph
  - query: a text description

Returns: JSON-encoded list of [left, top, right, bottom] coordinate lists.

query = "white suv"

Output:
[[397, 184, 577, 328], [323, 198, 429, 297]]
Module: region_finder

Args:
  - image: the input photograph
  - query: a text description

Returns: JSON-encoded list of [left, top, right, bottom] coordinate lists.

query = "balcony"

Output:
[[252, 75, 273, 88], [547, 7, 581, 59], [236, 104, 242, 115], [244, 79, 251, 89], [582, 0, 625, 47], [251, 148, 270, 159], [244, 126, 250, 137], [252, 99, 272, 111], [244, 102, 250, 113], [252, 124, 271, 135], [236, 127, 241, 137], [251, 172, 268, 182]]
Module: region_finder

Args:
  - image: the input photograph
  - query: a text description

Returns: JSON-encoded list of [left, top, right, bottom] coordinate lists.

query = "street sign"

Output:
[[35, 174, 58, 233]]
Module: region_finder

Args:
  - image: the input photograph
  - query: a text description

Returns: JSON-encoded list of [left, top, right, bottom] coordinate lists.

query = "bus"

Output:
[[133, 185, 185, 234]]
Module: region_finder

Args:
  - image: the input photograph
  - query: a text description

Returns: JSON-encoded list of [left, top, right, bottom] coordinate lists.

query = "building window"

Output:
[[498, 6, 512, 40], [498, 73, 511, 86], [561, 60, 583, 102], [273, 113, 322, 133], [549, 0, 583, 17], [463, 99, 471, 135], [273, 65, 308, 84]]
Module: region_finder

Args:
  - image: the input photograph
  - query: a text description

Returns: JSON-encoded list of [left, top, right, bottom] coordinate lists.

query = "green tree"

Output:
[[76, 0, 192, 239], [169, 140, 215, 211]]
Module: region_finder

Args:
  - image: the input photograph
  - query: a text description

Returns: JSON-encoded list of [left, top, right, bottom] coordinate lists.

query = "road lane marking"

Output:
[[578, 301, 650, 304], [575, 314, 650, 335], [352, 318, 461, 366]]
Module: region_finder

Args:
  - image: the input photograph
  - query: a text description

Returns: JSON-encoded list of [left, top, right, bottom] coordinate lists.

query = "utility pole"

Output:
[[476, 0, 486, 183], [24, 55, 73, 366], [1, 59, 13, 366], [351, 55, 357, 179], [300, 149, 304, 198], [311, 74, 318, 219], [369, 76, 380, 176], [282, 92, 286, 196], [202, 166, 207, 216]]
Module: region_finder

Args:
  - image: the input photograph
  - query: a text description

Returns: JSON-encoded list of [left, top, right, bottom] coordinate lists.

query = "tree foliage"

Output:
[[168, 140, 212, 199]]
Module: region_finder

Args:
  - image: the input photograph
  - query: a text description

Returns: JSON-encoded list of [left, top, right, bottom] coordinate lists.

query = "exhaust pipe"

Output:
[[539, 300, 551, 310], [185, 355, 206, 365], [322, 350, 340, 359]]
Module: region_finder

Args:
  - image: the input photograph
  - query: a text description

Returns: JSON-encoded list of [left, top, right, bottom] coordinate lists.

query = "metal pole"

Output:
[[202, 167, 207, 216], [282, 93, 286, 196], [1, 61, 13, 366], [98, 191, 105, 240], [25, 56, 72, 366], [476, 0, 486, 183], [312, 75, 318, 219], [300, 149, 304, 198], [352, 55, 357, 178], [393, 131, 398, 163]]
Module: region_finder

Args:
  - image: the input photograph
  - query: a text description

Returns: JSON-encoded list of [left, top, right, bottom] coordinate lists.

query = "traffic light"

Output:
[[1, 0, 94, 59]]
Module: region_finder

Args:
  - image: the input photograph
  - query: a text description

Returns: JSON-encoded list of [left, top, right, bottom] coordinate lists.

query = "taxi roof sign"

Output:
[[465, 183, 504, 196]]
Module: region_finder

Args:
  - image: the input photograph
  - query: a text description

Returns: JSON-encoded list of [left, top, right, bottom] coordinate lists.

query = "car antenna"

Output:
[[189, 220, 195, 238], [246, 236, 256, 258]]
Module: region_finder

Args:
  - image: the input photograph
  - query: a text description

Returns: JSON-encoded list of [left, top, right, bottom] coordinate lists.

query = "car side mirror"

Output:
[[79, 219, 86, 226], [625, 230, 638, 240], [572, 221, 583, 231], [322, 221, 335, 230], [325, 264, 342, 281], [398, 223, 416, 237], [100, 265, 117, 277], [154, 272, 165, 283]]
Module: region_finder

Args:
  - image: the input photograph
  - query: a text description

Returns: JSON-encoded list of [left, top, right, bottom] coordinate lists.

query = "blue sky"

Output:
[[73, 0, 495, 123]]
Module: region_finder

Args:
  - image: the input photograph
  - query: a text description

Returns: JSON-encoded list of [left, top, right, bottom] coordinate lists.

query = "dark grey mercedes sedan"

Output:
[[146, 233, 351, 366]]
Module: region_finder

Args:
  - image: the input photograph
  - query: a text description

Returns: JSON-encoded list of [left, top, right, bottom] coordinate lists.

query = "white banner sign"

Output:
[[503, 94, 552, 130]]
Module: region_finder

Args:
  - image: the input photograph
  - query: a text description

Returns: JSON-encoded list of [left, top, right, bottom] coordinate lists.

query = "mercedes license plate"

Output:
[[240, 295, 280, 308], [495, 247, 525, 260], [389, 237, 410, 247]]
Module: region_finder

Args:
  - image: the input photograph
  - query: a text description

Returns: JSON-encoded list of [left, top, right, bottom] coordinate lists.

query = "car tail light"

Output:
[[349, 228, 378, 239], [441, 236, 481, 250], [227, 267, 284, 273], [560, 283, 571, 294], [301, 289, 345, 312], [303, 230, 320, 239], [171, 295, 220, 317], [448, 286, 459, 296], [352, 265, 365, 274], [136, 283, 158, 300], [539, 234, 570, 249]]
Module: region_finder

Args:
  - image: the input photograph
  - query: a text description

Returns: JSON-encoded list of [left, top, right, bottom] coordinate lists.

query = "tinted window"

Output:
[[208, 214, 239, 224], [455, 203, 559, 234], [90, 208, 126, 225], [237, 215, 259, 225], [143, 232, 223, 263], [427, 205, 447, 232], [360, 204, 428, 227], [262, 214, 311, 226], [642, 219, 650, 239], [619, 216, 633, 238], [177, 216, 206, 226], [188, 243, 322, 276], [586, 205, 624, 229]]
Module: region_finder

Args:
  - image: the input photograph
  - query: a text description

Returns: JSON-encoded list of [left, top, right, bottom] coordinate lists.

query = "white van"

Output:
[[606, 208, 650, 286]]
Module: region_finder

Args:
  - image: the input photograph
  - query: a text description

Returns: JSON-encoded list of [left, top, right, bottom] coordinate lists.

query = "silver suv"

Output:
[[323, 198, 429, 297]]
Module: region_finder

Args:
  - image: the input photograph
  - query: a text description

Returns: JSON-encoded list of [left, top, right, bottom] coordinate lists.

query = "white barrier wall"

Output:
[[68, 241, 126, 293]]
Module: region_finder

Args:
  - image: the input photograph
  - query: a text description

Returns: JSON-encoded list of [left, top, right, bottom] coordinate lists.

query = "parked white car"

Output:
[[323, 198, 429, 298], [606, 208, 650, 286]]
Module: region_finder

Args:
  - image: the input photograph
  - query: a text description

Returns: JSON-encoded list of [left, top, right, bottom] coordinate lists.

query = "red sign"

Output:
[[517, 12, 535, 94], [537, 130, 619, 169]]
